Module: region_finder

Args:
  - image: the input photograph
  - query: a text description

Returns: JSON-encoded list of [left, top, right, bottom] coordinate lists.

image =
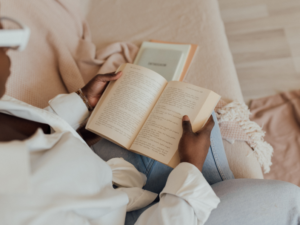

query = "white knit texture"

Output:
[[216, 101, 273, 174]]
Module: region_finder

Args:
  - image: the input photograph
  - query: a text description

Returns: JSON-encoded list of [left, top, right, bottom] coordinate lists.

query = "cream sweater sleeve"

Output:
[[45, 93, 89, 130], [135, 163, 220, 225]]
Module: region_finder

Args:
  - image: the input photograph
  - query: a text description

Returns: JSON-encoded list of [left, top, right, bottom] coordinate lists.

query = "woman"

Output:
[[0, 17, 300, 225]]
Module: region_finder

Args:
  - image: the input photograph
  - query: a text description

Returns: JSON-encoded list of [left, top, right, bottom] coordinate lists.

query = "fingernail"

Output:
[[183, 115, 190, 121]]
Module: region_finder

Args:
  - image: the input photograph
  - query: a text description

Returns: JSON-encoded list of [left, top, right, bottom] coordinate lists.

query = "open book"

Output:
[[86, 63, 220, 168]]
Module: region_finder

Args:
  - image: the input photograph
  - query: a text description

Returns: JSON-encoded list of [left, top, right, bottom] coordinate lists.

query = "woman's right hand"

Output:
[[178, 115, 215, 171]]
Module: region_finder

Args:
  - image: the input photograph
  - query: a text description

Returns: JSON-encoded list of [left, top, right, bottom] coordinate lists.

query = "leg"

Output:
[[91, 138, 154, 176], [205, 179, 300, 225], [92, 111, 234, 193], [92, 138, 173, 194], [202, 111, 234, 185]]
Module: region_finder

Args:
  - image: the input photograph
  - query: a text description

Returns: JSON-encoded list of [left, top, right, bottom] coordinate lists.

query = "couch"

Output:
[[4, 0, 263, 179]]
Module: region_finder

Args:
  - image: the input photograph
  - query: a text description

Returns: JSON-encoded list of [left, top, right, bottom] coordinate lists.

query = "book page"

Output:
[[86, 64, 167, 149], [130, 81, 212, 164]]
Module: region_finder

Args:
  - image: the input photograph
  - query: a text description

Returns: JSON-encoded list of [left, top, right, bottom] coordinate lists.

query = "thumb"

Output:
[[202, 115, 215, 131], [95, 71, 123, 82], [182, 115, 193, 133]]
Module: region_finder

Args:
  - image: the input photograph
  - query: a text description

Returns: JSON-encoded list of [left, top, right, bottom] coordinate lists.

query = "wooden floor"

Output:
[[218, 0, 300, 104]]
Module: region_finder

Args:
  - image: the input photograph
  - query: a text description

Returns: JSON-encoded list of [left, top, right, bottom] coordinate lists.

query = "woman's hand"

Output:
[[81, 71, 123, 108], [178, 115, 215, 171]]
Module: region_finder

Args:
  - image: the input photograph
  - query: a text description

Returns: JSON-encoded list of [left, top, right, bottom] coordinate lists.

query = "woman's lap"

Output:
[[91, 112, 234, 194], [91, 112, 300, 225]]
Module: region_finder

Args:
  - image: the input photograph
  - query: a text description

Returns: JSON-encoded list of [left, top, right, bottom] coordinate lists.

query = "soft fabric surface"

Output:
[[3, 0, 138, 108], [79, 0, 244, 103], [250, 90, 300, 186], [2, 0, 263, 179], [215, 100, 273, 174]]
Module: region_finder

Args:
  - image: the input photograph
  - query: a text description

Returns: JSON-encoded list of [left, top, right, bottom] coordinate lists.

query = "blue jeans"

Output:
[[92, 112, 234, 194]]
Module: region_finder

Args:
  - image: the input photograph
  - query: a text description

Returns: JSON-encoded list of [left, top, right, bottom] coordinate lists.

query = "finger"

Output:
[[194, 115, 214, 135], [95, 71, 123, 82], [182, 115, 193, 133], [202, 115, 215, 131]]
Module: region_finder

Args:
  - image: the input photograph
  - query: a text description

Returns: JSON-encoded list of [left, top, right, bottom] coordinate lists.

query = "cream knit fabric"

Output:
[[216, 100, 273, 173]]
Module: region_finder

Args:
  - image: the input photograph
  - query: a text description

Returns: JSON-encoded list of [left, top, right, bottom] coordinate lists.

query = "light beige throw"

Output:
[[2, 0, 138, 108], [250, 90, 300, 186]]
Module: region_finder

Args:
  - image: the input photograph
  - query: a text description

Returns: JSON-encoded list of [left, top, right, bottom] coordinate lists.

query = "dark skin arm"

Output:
[[0, 113, 51, 142]]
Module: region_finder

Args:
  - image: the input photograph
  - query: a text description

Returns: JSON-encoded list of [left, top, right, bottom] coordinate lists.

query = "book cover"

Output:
[[136, 48, 183, 81], [150, 40, 198, 81], [134, 41, 191, 81]]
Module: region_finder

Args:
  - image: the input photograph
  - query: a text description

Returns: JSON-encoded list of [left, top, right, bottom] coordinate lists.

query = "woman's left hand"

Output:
[[81, 71, 123, 108]]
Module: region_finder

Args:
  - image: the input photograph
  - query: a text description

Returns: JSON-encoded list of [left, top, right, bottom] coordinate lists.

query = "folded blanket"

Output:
[[3, 0, 138, 108], [250, 90, 300, 186]]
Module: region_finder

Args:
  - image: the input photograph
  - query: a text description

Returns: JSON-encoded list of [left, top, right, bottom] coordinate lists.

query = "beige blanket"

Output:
[[250, 90, 300, 186], [3, 0, 138, 108]]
